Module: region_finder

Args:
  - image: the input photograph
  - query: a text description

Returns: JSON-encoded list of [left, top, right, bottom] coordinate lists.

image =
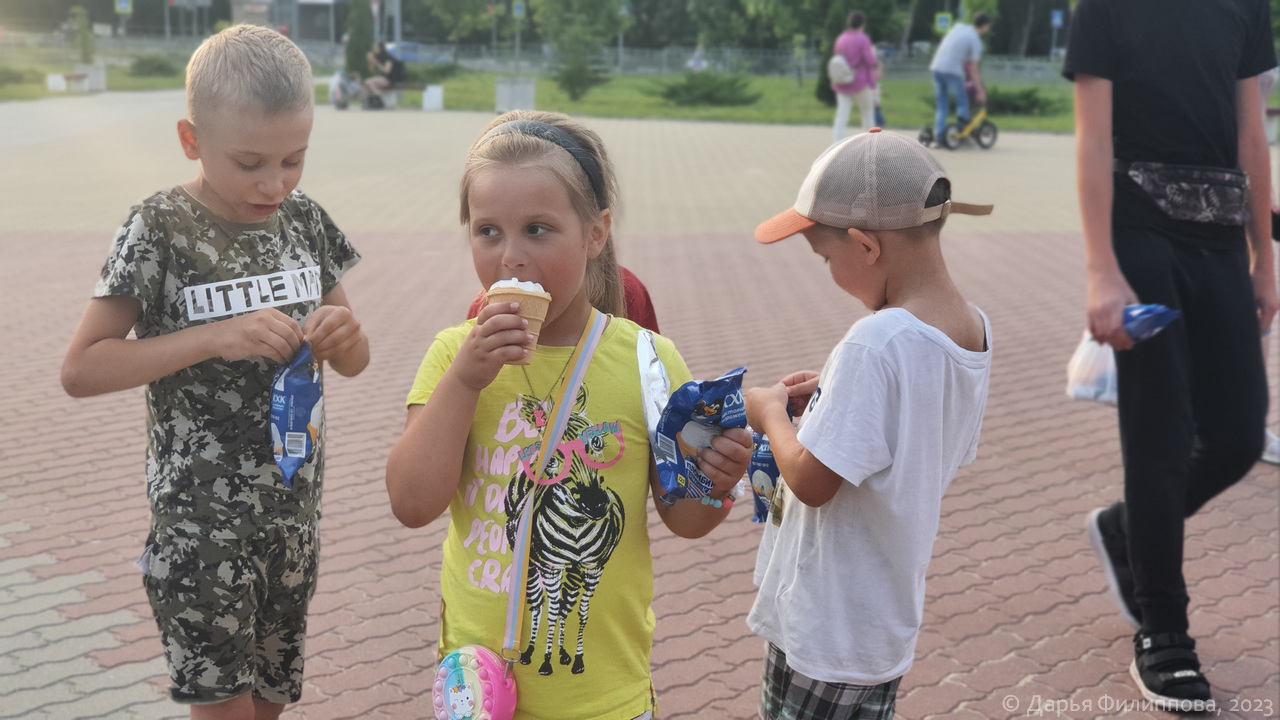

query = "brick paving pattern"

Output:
[[1, 91, 1276, 719]]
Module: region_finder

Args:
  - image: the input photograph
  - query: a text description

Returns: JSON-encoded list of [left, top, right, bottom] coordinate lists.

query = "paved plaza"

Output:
[[0, 91, 1277, 719]]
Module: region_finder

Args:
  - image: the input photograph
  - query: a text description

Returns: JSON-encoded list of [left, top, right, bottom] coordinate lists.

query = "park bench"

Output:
[[45, 72, 88, 93], [44, 65, 106, 93], [376, 82, 423, 109], [374, 83, 443, 111]]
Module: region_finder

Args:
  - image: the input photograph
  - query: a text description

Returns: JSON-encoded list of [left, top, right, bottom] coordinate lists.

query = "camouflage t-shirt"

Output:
[[95, 187, 360, 539]]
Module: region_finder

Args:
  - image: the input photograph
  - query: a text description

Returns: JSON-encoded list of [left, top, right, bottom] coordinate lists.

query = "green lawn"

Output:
[[5, 64, 1076, 132], [0, 65, 185, 101], [415, 72, 1076, 133], [106, 66, 187, 91]]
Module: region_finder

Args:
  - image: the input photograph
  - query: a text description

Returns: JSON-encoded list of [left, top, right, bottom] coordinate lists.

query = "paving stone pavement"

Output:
[[1, 90, 1277, 720]]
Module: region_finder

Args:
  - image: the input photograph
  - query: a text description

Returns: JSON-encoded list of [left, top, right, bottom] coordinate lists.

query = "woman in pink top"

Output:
[[831, 11, 880, 142]]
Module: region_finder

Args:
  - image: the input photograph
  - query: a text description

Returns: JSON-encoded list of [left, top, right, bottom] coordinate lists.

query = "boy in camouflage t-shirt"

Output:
[[61, 25, 368, 719]]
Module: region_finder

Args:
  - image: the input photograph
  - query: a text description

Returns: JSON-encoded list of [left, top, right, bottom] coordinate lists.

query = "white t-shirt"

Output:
[[747, 307, 992, 685], [930, 23, 983, 76]]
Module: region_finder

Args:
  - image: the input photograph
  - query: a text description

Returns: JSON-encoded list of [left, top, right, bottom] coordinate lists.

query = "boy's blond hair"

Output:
[[186, 24, 313, 126]]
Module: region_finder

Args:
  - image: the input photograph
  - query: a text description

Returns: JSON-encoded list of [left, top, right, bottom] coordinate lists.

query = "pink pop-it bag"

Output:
[[432, 645, 517, 720]]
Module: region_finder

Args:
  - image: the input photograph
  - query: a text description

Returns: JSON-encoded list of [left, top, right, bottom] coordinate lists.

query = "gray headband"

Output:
[[482, 120, 608, 211]]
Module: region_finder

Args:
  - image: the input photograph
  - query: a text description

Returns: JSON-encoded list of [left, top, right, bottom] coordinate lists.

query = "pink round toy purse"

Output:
[[432, 645, 516, 720]]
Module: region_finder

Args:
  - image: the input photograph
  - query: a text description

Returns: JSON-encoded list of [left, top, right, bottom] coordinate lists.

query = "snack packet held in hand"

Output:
[[1123, 303, 1181, 343], [653, 367, 747, 505], [748, 432, 781, 523], [271, 343, 323, 487]]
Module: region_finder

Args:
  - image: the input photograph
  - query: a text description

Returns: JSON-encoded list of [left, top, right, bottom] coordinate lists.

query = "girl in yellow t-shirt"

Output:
[[385, 110, 753, 720]]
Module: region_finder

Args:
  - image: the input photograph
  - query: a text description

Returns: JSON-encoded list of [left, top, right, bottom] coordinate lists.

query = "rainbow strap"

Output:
[[502, 309, 607, 663]]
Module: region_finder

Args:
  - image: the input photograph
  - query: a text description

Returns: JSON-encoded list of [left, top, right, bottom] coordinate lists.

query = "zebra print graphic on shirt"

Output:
[[504, 386, 625, 676]]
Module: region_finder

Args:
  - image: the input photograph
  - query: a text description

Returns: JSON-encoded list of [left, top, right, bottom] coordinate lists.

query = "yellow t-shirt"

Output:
[[407, 316, 692, 720]]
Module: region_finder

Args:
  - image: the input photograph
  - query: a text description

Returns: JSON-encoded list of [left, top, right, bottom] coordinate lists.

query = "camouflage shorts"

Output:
[[141, 520, 319, 705]]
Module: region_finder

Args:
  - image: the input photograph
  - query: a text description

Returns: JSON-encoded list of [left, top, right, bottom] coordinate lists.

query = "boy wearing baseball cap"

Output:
[[743, 129, 993, 720]]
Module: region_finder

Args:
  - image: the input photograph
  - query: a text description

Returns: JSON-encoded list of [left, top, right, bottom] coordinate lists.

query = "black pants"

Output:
[[1110, 226, 1268, 634]]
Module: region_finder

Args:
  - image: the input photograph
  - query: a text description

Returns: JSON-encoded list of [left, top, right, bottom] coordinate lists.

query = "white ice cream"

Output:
[[488, 278, 545, 293]]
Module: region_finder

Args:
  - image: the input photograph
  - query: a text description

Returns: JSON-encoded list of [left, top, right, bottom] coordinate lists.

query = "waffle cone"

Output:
[[485, 287, 552, 364]]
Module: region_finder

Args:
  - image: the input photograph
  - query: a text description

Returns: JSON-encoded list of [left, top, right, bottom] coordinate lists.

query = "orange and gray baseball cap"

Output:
[[755, 128, 993, 243]]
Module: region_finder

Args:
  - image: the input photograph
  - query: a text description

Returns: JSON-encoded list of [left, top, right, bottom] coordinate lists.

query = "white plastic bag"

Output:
[[1065, 330, 1117, 406], [828, 53, 855, 85]]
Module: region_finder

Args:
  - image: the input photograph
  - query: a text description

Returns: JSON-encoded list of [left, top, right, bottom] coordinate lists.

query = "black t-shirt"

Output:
[[1063, 0, 1276, 245], [376, 50, 407, 83]]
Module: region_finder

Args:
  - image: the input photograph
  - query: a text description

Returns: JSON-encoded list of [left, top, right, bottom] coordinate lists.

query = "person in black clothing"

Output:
[[363, 42, 407, 106], [1064, 0, 1275, 712]]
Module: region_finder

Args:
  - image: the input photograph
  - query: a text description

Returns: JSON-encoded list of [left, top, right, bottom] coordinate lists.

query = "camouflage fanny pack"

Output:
[[1116, 160, 1250, 227]]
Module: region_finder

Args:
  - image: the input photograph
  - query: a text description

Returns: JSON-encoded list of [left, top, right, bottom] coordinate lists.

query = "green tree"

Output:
[[742, 0, 827, 41], [684, 0, 779, 48], [534, 0, 629, 41], [536, 0, 628, 99], [552, 21, 610, 99], [964, 0, 999, 20], [985, 0, 1066, 56], [346, 0, 373, 74], [69, 5, 94, 64], [746, 0, 902, 48], [625, 0, 698, 47], [1270, 0, 1279, 57], [1, 0, 230, 37], [688, 0, 751, 47], [417, 0, 506, 42]]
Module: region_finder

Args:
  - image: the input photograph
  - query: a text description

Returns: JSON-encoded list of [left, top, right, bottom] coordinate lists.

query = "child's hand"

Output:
[[454, 302, 532, 390], [697, 426, 753, 497], [303, 305, 363, 363], [214, 308, 304, 364], [745, 383, 789, 430], [780, 370, 819, 417]]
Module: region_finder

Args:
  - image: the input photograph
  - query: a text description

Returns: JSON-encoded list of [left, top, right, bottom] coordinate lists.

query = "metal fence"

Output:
[[0, 30, 1066, 84], [379, 42, 1066, 83], [0, 30, 345, 71]]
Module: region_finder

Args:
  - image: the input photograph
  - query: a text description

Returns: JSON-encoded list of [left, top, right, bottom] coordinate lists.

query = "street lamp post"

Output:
[[617, 3, 629, 73], [514, 1, 524, 76], [392, 0, 402, 46]]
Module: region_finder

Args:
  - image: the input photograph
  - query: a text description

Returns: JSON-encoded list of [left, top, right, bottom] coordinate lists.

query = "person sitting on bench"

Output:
[[363, 42, 406, 107]]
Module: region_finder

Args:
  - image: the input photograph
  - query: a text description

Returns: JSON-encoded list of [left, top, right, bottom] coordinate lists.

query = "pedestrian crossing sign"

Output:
[[935, 12, 952, 33]]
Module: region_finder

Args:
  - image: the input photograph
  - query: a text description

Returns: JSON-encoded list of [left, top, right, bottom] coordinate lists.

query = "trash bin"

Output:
[[495, 76, 536, 112], [422, 84, 444, 111]]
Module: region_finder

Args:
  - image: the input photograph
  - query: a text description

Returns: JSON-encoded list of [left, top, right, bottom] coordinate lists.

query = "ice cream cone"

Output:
[[486, 280, 552, 365]]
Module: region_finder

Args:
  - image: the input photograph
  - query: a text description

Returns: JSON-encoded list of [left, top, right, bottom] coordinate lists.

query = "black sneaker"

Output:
[[1086, 507, 1141, 629], [1130, 632, 1215, 713]]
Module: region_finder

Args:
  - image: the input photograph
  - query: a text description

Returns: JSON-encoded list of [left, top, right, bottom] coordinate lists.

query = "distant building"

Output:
[[229, 0, 344, 42], [230, 0, 271, 28]]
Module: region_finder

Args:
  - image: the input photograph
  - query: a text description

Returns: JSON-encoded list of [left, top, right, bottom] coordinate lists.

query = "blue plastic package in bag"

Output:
[[270, 343, 323, 487], [653, 367, 747, 505], [748, 432, 780, 523], [1123, 303, 1181, 343]]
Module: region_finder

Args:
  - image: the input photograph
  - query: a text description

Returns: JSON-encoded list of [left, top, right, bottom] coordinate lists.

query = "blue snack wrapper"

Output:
[[270, 343, 323, 487], [748, 432, 780, 523], [653, 367, 747, 505], [1123, 303, 1181, 343]]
